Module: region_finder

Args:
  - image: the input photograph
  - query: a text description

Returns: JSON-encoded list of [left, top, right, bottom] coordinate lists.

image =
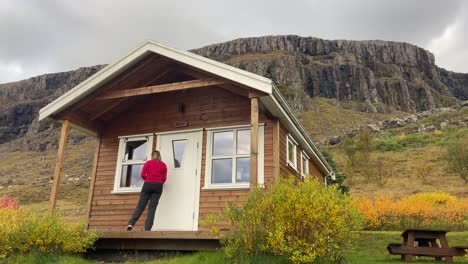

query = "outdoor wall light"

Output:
[[178, 103, 186, 113]]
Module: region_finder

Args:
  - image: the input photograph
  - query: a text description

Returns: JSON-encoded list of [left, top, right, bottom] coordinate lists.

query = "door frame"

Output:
[[155, 128, 203, 231]]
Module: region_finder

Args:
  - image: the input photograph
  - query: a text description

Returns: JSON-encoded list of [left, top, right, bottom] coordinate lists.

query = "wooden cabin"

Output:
[[39, 40, 334, 250]]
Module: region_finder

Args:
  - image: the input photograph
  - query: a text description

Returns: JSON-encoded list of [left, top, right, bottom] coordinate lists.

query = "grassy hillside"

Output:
[[0, 131, 95, 221], [327, 107, 468, 199], [300, 97, 402, 141]]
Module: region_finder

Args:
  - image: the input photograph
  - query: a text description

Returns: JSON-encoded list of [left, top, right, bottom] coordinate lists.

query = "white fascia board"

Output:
[[260, 86, 334, 179], [39, 40, 273, 121], [145, 40, 273, 94], [39, 42, 152, 121]]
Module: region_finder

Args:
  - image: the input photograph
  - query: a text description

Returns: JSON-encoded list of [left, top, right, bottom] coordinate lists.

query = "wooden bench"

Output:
[[387, 230, 467, 262], [388, 243, 466, 258]]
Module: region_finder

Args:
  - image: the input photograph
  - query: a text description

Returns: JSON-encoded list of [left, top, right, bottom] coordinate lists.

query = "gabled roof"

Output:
[[39, 40, 272, 121], [39, 40, 334, 179]]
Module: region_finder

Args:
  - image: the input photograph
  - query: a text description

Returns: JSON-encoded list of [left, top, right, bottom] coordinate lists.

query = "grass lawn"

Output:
[[2, 232, 467, 263]]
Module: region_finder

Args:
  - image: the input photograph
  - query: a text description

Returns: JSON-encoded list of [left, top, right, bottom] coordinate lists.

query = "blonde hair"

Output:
[[152, 150, 161, 161]]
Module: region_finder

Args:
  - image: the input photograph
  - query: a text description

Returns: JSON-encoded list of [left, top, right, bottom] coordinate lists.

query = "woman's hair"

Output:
[[152, 150, 161, 161]]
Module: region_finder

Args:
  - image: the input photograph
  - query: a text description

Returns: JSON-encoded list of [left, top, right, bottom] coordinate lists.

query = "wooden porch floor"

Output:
[[95, 231, 221, 251]]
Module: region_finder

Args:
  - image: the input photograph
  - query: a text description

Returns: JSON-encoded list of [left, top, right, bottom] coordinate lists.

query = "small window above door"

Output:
[[172, 139, 187, 168]]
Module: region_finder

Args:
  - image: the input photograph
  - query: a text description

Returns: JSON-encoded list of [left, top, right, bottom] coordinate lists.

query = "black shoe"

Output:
[[127, 225, 133, 231]]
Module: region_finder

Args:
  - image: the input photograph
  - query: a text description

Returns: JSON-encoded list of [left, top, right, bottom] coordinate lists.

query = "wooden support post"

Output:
[[272, 119, 280, 182], [250, 97, 259, 190], [86, 136, 101, 229], [49, 120, 70, 211]]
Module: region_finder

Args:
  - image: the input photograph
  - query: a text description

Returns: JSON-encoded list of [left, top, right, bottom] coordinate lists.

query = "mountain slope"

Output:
[[0, 66, 103, 145]]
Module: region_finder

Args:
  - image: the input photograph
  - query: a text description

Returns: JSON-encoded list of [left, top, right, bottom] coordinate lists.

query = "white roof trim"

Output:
[[39, 40, 272, 121], [260, 86, 334, 178]]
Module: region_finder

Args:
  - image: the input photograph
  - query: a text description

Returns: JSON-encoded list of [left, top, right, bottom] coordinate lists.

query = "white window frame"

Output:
[[204, 124, 264, 190], [286, 134, 298, 171], [301, 151, 310, 179], [112, 133, 154, 194]]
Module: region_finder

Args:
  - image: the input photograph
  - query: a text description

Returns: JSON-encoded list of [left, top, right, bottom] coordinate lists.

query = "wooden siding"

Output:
[[278, 123, 325, 182], [88, 87, 274, 231]]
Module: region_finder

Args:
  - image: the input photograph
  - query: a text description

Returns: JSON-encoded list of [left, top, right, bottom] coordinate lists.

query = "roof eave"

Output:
[[39, 40, 273, 121], [260, 84, 334, 179]]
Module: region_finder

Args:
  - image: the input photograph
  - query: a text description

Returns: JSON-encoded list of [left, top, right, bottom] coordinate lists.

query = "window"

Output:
[[301, 151, 310, 178], [287, 134, 298, 170], [204, 125, 264, 189], [113, 134, 154, 193], [172, 139, 187, 168]]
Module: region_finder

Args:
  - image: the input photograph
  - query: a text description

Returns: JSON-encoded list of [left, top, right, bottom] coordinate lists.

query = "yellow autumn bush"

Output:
[[219, 177, 361, 264], [352, 192, 468, 231], [0, 200, 98, 259]]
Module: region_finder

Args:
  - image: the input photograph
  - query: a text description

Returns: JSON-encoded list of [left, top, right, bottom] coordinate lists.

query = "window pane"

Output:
[[172, 140, 187, 168], [212, 159, 232, 184], [288, 141, 295, 164], [237, 130, 250, 154], [125, 140, 147, 161], [236, 158, 250, 183], [120, 164, 144, 188], [213, 131, 233, 156], [302, 157, 308, 173]]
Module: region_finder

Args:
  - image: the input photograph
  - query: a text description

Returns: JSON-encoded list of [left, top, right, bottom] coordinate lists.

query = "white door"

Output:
[[153, 130, 202, 231]]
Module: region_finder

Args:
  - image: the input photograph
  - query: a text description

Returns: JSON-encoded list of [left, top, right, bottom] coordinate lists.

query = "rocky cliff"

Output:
[[0, 66, 104, 145], [1, 35, 468, 146], [192, 35, 468, 112]]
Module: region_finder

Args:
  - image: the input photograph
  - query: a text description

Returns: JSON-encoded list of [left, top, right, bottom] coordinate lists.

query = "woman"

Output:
[[127, 150, 167, 231]]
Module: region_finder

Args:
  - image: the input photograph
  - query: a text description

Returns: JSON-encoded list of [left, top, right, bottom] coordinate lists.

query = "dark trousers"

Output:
[[128, 182, 163, 231]]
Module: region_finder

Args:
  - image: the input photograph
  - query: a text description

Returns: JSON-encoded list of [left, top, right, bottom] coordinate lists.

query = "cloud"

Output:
[[428, 6, 468, 72], [0, 0, 467, 83]]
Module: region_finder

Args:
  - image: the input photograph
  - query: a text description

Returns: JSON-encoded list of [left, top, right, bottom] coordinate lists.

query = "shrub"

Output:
[[342, 138, 359, 167], [415, 164, 434, 184], [375, 138, 403, 151], [372, 158, 391, 187], [0, 203, 98, 259], [352, 193, 468, 231], [355, 130, 374, 165], [218, 178, 361, 264], [1, 197, 19, 210], [320, 149, 349, 194], [400, 133, 430, 148], [396, 134, 407, 143], [432, 130, 444, 137], [444, 139, 468, 183]]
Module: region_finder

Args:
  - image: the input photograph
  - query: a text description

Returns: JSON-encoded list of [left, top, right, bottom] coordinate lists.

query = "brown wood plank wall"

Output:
[[89, 87, 274, 231], [278, 123, 325, 181]]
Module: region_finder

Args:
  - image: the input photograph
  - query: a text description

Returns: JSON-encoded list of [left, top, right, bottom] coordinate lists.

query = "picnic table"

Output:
[[387, 229, 467, 263]]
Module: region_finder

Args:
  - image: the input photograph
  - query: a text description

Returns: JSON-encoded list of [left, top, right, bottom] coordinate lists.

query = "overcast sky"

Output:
[[1, 0, 467, 84]]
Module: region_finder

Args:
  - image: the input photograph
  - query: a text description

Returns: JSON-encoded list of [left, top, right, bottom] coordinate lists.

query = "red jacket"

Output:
[[140, 160, 167, 183]]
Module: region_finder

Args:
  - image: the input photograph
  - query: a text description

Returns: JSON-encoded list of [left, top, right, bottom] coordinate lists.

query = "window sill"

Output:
[[203, 184, 250, 191], [287, 162, 299, 173], [111, 188, 142, 194]]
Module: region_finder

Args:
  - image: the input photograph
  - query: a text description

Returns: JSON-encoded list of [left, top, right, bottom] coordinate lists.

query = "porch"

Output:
[[95, 231, 221, 251]]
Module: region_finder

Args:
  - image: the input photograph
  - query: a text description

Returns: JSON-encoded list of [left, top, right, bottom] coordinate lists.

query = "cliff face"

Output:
[[0, 66, 104, 144], [192, 35, 468, 112]]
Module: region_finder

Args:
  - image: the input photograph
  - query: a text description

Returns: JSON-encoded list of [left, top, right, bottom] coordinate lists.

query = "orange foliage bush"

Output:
[[352, 192, 468, 231]]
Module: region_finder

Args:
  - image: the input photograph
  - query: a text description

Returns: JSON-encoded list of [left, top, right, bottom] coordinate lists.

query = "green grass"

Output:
[[1, 250, 91, 264], [126, 251, 289, 264], [300, 97, 400, 140], [2, 232, 467, 263]]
